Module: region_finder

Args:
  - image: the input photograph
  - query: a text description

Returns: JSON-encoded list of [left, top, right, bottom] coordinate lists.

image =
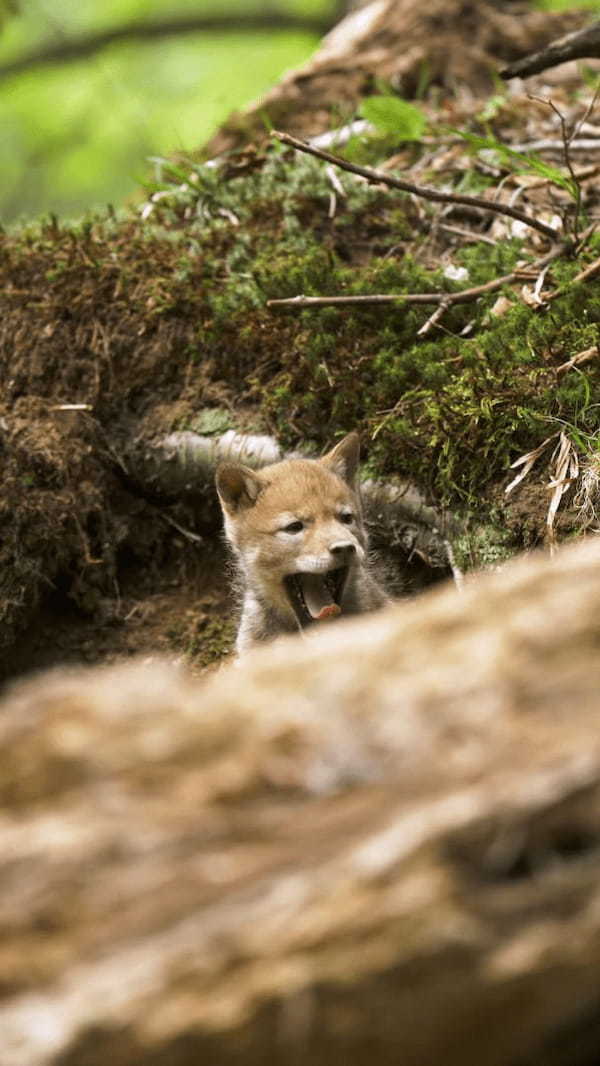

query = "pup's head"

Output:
[[216, 433, 366, 626]]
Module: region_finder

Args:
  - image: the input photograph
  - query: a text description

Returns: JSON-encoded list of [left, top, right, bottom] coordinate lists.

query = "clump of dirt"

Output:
[[0, 215, 251, 676], [205, 0, 586, 156], [5, 546, 235, 685]]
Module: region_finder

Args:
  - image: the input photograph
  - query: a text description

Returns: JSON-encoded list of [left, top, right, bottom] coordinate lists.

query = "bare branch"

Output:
[[528, 94, 583, 240], [542, 250, 600, 305], [572, 81, 600, 142], [510, 139, 600, 153], [0, 11, 332, 82], [556, 345, 599, 378], [267, 243, 569, 313], [272, 130, 561, 242], [438, 223, 497, 247], [571, 254, 600, 285], [417, 298, 451, 337], [500, 19, 600, 79]]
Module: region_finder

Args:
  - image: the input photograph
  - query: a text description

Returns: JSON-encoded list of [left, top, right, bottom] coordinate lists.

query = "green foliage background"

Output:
[[0, 0, 326, 221], [1, 0, 599, 222]]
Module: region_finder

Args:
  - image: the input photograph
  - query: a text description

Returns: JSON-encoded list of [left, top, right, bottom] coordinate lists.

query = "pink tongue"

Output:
[[300, 573, 341, 621]]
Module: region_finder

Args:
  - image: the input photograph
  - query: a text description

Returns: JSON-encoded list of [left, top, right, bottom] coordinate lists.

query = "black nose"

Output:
[[330, 541, 356, 556]]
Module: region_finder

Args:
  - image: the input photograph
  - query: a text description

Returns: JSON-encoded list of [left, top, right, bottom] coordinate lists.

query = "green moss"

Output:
[[190, 408, 233, 435], [167, 615, 236, 668], [453, 522, 516, 571], [5, 143, 600, 564]]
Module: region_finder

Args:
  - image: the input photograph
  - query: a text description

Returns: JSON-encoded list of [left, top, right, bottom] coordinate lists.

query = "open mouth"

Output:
[[283, 567, 348, 627]]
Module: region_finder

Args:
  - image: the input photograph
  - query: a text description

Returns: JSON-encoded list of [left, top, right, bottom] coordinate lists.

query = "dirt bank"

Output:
[[2, 1, 599, 681]]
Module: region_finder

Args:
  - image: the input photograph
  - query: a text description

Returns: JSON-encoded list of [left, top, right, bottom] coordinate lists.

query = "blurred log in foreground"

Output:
[[2, 538, 600, 1066]]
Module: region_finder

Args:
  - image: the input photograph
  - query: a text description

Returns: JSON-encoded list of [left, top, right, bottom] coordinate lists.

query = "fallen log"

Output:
[[2, 536, 600, 1065]]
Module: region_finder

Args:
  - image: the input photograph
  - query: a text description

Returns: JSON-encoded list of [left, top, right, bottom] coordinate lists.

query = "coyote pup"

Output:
[[216, 432, 389, 656]]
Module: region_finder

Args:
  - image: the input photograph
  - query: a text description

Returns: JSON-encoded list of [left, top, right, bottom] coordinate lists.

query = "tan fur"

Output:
[[216, 433, 390, 655]]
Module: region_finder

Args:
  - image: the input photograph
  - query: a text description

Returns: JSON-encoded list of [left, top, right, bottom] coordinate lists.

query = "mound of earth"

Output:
[[205, 0, 586, 155], [2, 0, 599, 683]]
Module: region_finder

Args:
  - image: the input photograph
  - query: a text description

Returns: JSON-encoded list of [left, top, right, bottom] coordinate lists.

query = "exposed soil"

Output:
[[205, 0, 585, 156], [0, 219, 243, 683], [3, 545, 234, 687]]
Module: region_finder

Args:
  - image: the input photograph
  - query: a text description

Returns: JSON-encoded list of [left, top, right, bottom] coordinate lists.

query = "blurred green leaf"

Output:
[[0, 14, 322, 222], [359, 96, 426, 141]]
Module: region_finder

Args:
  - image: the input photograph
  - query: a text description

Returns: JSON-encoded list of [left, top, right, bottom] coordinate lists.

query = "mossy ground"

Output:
[[140, 146, 600, 512], [2, 117, 600, 675]]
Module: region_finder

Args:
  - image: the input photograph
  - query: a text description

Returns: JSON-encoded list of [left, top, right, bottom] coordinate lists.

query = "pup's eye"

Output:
[[282, 520, 304, 534], [339, 512, 354, 525]]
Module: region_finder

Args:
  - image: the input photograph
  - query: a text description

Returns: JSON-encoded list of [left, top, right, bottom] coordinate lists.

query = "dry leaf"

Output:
[[505, 433, 558, 495], [490, 295, 513, 317]]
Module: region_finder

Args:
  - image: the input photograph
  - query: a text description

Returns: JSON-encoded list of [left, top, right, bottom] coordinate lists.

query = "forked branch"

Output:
[[267, 244, 570, 313]]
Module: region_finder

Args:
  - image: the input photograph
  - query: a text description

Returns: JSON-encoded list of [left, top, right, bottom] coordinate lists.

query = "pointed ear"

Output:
[[321, 432, 360, 487], [215, 463, 263, 513]]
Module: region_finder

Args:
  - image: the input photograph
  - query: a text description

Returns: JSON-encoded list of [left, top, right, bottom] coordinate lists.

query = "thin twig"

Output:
[[529, 94, 583, 239], [556, 345, 599, 378], [573, 224, 598, 256], [50, 403, 93, 412], [272, 130, 561, 242], [572, 82, 600, 142], [510, 138, 600, 153], [269, 221, 598, 316], [325, 165, 346, 199], [160, 513, 204, 544], [500, 20, 600, 79], [438, 223, 497, 247], [552, 102, 581, 240], [267, 243, 569, 312], [268, 285, 506, 310], [417, 299, 451, 337], [571, 254, 600, 285], [542, 251, 600, 305]]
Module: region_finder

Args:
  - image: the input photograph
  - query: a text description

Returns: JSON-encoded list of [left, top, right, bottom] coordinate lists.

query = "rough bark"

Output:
[[501, 19, 600, 79], [205, 0, 586, 155], [2, 536, 600, 1066]]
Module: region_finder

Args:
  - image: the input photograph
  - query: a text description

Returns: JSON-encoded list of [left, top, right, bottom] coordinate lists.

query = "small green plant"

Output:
[[451, 129, 578, 199], [359, 95, 427, 141]]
